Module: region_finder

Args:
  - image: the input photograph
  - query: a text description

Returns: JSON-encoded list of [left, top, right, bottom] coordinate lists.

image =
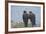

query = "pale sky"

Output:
[[11, 6, 41, 24]]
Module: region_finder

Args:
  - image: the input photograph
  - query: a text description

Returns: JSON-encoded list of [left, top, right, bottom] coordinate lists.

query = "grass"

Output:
[[11, 22, 32, 28]]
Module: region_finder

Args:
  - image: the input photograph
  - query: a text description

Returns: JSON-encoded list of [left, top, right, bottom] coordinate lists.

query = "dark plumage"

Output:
[[23, 11, 28, 27], [29, 11, 35, 27], [23, 11, 35, 27]]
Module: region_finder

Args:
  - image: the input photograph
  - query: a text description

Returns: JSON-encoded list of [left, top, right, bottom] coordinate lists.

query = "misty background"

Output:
[[11, 5, 41, 28]]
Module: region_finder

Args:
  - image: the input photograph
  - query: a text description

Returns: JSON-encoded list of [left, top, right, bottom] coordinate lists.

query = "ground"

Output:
[[11, 22, 32, 28]]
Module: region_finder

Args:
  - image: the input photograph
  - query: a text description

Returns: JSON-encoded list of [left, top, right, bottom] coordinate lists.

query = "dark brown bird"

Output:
[[23, 11, 28, 27], [29, 11, 35, 27]]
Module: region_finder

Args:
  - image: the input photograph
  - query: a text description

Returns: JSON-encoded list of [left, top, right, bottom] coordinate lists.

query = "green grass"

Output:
[[11, 22, 32, 28]]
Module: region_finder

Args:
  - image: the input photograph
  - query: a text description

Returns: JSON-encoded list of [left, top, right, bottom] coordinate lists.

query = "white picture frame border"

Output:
[[8, 3, 43, 32]]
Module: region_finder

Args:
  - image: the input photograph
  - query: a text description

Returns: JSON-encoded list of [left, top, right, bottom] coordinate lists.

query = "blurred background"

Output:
[[11, 6, 41, 28]]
